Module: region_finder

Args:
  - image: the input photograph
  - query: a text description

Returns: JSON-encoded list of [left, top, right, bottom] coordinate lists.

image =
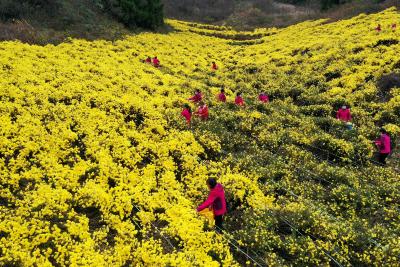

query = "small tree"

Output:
[[117, 0, 164, 29], [320, 0, 351, 10]]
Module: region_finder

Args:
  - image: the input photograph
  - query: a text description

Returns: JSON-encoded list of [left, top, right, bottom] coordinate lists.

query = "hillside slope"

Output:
[[0, 0, 129, 44], [1, 8, 400, 267], [163, 0, 400, 28]]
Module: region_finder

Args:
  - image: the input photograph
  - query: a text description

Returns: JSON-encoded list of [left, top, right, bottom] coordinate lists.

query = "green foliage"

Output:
[[0, 0, 61, 21], [0, 0, 164, 30], [320, 0, 353, 10], [120, 0, 163, 29], [101, 0, 164, 29]]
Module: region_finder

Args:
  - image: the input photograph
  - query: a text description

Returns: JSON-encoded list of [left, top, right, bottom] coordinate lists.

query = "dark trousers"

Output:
[[215, 215, 223, 233], [378, 153, 389, 165]]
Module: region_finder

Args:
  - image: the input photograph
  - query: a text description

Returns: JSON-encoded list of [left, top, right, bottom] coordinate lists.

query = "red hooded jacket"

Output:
[[181, 109, 191, 125], [197, 183, 227, 216], [212, 63, 218, 70], [375, 133, 391, 154], [189, 92, 203, 103], [218, 93, 226, 102], [235, 96, 244, 106], [336, 108, 352, 122], [196, 105, 209, 120], [153, 58, 160, 67], [259, 94, 269, 103]]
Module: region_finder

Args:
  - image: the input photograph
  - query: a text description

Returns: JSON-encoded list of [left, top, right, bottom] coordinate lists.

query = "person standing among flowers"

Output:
[[336, 105, 352, 122], [211, 61, 218, 71], [197, 178, 227, 233], [259, 92, 269, 103], [235, 92, 245, 107], [153, 56, 160, 67], [217, 88, 227, 102], [375, 128, 391, 165], [145, 56, 152, 63], [189, 89, 203, 103], [195, 101, 209, 121], [181, 104, 192, 127]]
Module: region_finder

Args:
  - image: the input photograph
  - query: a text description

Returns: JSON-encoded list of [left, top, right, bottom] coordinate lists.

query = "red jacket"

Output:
[[375, 133, 391, 154], [196, 105, 209, 120], [235, 96, 244, 106], [259, 94, 269, 103], [197, 183, 227, 216], [145, 58, 152, 63], [336, 108, 352, 122], [189, 93, 202, 103], [212, 63, 218, 70], [181, 109, 191, 124], [153, 58, 160, 67], [218, 93, 226, 102]]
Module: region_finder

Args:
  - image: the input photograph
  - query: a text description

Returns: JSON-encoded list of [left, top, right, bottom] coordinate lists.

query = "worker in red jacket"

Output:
[[153, 56, 160, 67], [375, 128, 391, 165], [217, 88, 226, 102], [376, 24, 382, 32], [195, 102, 209, 120], [181, 104, 192, 127], [197, 178, 227, 233], [189, 89, 203, 103], [145, 56, 152, 63], [336, 105, 352, 122], [259, 92, 269, 103], [235, 92, 245, 106], [392, 23, 397, 31], [211, 61, 218, 71]]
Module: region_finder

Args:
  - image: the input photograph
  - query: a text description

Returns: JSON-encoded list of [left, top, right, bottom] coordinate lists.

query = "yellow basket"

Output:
[[198, 207, 214, 226]]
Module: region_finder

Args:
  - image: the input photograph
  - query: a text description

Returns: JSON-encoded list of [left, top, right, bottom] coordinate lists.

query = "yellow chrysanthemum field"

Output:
[[1, 8, 400, 267]]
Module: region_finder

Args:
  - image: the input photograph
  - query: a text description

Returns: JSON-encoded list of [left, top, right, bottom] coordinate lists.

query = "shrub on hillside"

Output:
[[0, 0, 61, 21], [100, 0, 164, 29], [0, 1, 30, 21]]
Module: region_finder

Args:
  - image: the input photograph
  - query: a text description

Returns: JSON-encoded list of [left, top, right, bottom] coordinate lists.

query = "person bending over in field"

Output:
[[376, 24, 382, 32], [153, 56, 160, 67], [375, 128, 391, 165], [145, 56, 152, 63], [197, 178, 227, 233], [189, 89, 203, 103], [181, 104, 192, 127], [392, 23, 397, 31], [211, 61, 218, 71], [235, 92, 245, 106], [259, 92, 269, 103], [336, 105, 352, 122], [195, 101, 209, 121], [218, 88, 226, 102]]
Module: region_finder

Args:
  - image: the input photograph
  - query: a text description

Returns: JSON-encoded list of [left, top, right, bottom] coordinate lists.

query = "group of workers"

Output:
[[195, 108, 391, 232], [143, 58, 393, 232], [194, 104, 391, 232], [184, 98, 391, 166], [145, 56, 160, 68], [336, 105, 391, 165], [375, 23, 397, 32], [181, 88, 270, 127]]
